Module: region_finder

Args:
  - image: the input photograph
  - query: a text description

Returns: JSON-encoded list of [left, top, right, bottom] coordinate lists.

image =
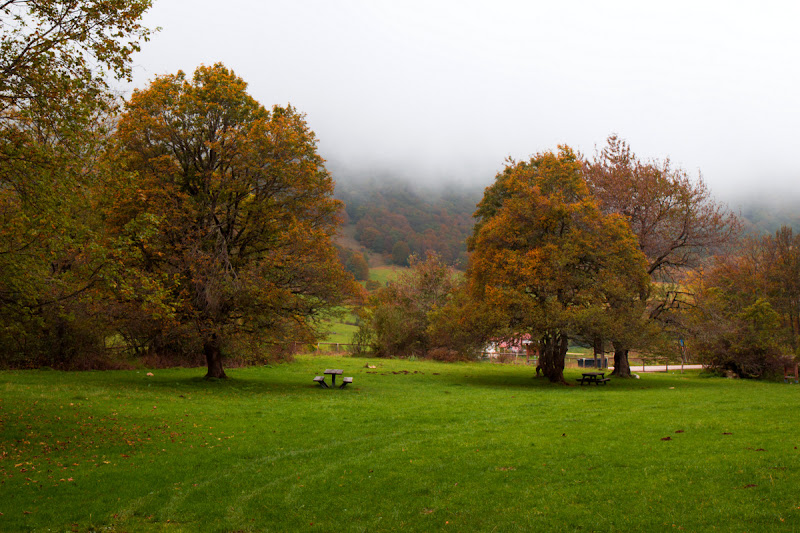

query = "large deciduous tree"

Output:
[[0, 1, 152, 365], [109, 64, 359, 378], [468, 147, 650, 384], [584, 135, 739, 376]]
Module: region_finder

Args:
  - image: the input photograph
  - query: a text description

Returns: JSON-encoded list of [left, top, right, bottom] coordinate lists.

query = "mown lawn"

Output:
[[1, 356, 799, 532]]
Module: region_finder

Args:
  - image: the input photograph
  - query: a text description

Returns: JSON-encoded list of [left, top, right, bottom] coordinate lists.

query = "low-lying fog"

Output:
[[126, 1, 800, 207]]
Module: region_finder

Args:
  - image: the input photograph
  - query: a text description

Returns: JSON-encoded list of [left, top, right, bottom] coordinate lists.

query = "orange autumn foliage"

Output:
[[106, 64, 360, 377], [468, 147, 649, 384]]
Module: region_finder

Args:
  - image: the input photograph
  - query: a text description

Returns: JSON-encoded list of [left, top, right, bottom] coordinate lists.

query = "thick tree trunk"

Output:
[[538, 333, 568, 384], [593, 336, 604, 368], [203, 334, 227, 379], [610, 341, 631, 377]]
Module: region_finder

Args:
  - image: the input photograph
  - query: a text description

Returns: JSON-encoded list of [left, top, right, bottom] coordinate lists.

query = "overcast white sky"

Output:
[[124, 0, 800, 202]]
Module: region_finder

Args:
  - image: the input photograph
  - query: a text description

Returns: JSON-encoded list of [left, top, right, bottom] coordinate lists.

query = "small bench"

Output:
[[339, 377, 353, 389], [313, 375, 329, 388], [577, 372, 609, 386]]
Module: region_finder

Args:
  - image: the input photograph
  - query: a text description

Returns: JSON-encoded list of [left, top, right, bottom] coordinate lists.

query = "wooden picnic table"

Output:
[[577, 372, 610, 386], [324, 368, 343, 387]]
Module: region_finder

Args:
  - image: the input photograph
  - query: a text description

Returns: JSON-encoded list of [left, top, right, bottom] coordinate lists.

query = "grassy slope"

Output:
[[318, 266, 405, 346], [1, 358, 799, 531], [320, 322, 359, 345], [368, 265, 405, 285]]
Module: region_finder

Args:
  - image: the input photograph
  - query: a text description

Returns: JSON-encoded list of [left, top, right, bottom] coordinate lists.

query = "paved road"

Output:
[[611, 364, 704, 373]]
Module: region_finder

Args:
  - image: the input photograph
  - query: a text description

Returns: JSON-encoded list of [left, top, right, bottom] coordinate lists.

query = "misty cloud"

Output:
[[124, 0, 800, 201]]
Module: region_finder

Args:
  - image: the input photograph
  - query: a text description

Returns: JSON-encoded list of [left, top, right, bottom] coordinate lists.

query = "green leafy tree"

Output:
[[683, 226, 799, 377], [356, 253, 459, 357], [425, 283, 499, 361], [468, 147, 650, 384], [109, 64, 359, 378], [349, 252, 370, 281], [0, 1, 153, 365], [686, 267, 789, 378], [763, 226, 800, 350], [391, 240, 411, 266], [338, 249, 370, 281]]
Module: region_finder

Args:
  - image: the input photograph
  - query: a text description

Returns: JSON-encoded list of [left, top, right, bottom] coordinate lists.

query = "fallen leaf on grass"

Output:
[[421, 508, 435, 514], [661, 437, 672, 441], [723, 432, 733, 435], [743, 484, 758, 488], [496, 466, 516, 471], [675, 430, 684, 433]]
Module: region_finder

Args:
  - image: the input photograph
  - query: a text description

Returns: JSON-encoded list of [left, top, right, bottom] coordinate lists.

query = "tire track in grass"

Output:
[[123, 430, 413, 527], [152, 419, 484, 529]]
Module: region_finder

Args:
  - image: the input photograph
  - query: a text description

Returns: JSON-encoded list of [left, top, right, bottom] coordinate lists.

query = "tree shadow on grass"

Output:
[[18, 365, 742, 399], [89, 370, 316, 397], [435, 368, 729, 392]]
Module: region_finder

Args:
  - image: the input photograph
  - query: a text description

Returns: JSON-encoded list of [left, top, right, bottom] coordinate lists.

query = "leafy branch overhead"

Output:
[[0, 0, 153, 121]]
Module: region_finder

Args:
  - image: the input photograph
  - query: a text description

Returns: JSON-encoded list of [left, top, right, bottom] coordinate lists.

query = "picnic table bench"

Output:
[[576, 372, 610, 386], [313, 369, 353, 389], [325, 368, 343, 387]]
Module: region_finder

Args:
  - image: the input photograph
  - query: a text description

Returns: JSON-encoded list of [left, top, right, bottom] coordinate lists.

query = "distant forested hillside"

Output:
[[335, 179, 482, 269], [738, 202, 800, 235], [333, 177, 798, 275]]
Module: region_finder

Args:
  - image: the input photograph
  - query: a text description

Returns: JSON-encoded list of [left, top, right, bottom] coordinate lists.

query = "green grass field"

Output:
[[368, 265, 405, 285], [319, 322, 359, 345], [2, 357, 799, 531], [317, 308, 359, 349]]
